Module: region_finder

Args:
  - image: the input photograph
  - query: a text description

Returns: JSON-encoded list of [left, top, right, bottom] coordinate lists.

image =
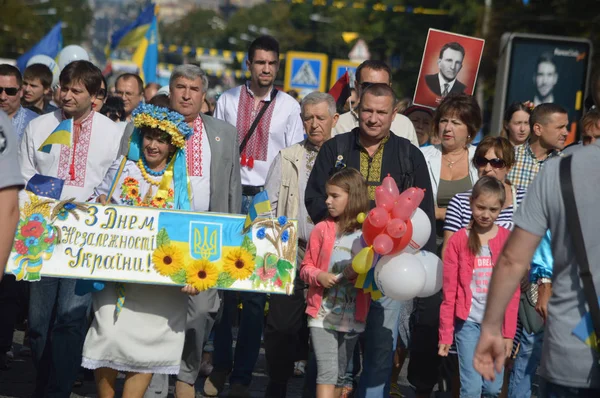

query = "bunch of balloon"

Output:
[[352, 175, 443, 301]]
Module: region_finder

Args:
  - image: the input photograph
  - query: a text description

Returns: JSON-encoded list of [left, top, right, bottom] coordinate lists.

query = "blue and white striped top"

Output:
[[443, 186, 527, 232]]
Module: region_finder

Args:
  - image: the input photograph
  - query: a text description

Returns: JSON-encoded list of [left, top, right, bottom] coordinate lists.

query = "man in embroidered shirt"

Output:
[[306, 83, 436, 397], [0, 64, 38, 143], [263, 92, 338, 396], [144, 64, 242, 398], [18, 60, 122, 397], [22, 63, 58, 114], [333, 60, 419, 146], [207, 35, 304, 397], [507, 103, 568, 191], [115, 73, 144, 121], [425, 42, 468, 98]]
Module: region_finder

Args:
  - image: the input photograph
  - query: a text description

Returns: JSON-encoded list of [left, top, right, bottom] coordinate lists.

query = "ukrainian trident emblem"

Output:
[[190, 222, 221, 262]]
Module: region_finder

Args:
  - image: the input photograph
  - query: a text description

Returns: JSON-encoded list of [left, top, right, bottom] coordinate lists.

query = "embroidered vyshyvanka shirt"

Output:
[[214, 83, 304, 186]]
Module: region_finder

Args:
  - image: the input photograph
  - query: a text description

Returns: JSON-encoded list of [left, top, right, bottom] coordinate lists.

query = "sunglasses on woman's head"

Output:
[[474, 156, 506, 169]]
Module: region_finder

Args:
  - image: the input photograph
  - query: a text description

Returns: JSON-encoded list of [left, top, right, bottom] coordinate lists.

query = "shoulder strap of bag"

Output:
[[398, 139, 414, 191], [239, 88, 278, 154], [560, 155, 600, 349]]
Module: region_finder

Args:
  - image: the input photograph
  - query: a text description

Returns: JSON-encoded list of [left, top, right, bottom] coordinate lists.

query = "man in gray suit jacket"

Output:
[[139, 65, 241, 398]]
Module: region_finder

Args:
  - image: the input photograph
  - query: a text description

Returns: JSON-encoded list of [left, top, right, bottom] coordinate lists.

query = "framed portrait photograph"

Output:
[[413, 29, 485, 109], [490, 33, 592, 143]]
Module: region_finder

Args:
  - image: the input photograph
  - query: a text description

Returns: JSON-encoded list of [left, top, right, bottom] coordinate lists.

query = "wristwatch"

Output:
[[536, 277, 552, 286]]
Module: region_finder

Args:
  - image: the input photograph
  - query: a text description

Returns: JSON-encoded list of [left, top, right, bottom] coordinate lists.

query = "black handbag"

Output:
[[560, 155, 600, 354]]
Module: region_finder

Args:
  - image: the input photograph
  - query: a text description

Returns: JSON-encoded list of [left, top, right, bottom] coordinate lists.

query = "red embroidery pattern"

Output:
[[57, 112, 94, 187], [186, 117, 203, 177], [235, 85, 276, 162]]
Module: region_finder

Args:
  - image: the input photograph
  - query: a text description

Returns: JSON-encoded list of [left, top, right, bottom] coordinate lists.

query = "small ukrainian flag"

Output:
[[244, 190, 271, 231], [38, 119, 73, 153], [573, 300, 600, 352]]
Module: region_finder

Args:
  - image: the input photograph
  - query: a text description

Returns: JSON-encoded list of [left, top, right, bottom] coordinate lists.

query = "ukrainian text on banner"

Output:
[[8, 192, 298, 295]]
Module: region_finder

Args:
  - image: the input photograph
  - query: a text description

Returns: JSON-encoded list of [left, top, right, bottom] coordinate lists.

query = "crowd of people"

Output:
[[0, 33, 599, 398]]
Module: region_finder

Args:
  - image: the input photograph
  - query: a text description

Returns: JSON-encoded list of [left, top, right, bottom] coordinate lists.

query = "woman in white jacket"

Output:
[[419, 94, 481, 251]]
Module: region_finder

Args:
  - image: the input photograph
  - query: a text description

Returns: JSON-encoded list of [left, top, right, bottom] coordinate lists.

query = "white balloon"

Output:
[[26, 55, 60, 87], [415, 250, 443, 298], [374, 253, 426, 301], [403, 207, 432, 254], [58, 45, 90, 71]]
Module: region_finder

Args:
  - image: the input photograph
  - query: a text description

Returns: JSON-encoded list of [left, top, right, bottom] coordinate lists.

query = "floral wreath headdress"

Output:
[[131, 103, 193, 149], [126, 103, 194, 211]]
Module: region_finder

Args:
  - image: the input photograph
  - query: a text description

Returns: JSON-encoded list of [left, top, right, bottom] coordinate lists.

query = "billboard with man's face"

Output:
[[413, 29, 485, 109], [490, 33, 592, 144]]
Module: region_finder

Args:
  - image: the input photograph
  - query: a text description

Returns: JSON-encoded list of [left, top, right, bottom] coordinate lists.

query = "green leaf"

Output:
[[170, 269, 187, 285], [255, 256, 264, 269], [28, 246, 42, 256], [276, 259, 294, 272], [241, 234, 257, 258], [216, 272, 235, 288], [157, 228, 171, 247], [278, 270, 292, 285], [264, 253, 278, 270]]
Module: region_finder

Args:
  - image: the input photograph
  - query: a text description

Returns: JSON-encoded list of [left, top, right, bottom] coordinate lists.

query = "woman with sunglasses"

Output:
[[443, 136, 526, 251]]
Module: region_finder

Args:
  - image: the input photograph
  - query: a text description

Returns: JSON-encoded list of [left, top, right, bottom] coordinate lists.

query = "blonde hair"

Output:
[[326, 168, 369, 234]]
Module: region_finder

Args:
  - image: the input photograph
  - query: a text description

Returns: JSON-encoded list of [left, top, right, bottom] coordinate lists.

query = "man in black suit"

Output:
[[425, 42, 467, 97]]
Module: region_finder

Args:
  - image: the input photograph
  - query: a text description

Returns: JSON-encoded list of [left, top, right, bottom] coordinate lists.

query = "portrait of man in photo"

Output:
[[413, 29, 485, 109], [425, 42, 468, 97], [533, 53, 559, 106]]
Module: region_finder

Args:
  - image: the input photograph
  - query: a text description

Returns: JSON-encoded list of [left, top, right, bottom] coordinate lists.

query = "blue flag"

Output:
[[109, 4, 155, 53], [17, 22, 63, 72]]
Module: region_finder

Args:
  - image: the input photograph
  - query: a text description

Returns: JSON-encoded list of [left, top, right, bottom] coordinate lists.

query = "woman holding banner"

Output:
[[80, 103, 198, 397]]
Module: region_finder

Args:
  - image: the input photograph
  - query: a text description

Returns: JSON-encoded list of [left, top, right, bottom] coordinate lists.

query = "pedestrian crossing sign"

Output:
[[330, 59, 361, 88], [284, 51, 328, 94]]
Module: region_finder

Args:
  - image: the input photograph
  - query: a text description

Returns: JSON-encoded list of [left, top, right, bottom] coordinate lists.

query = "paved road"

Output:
[[0, 331, 418, 398]]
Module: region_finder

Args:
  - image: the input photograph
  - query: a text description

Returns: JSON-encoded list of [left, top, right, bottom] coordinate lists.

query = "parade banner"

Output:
[[7, 192, 298, 295], [413, 29, 485, 109]]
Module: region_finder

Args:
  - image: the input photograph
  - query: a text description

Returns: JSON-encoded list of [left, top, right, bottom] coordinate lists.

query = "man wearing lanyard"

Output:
[[18, 60, 122, 397], [209, 35, 304, 397]]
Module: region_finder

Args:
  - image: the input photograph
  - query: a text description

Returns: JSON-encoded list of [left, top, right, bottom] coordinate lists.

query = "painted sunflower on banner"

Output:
[[223, 247, 255, 280], [187, 259, 218, 291]]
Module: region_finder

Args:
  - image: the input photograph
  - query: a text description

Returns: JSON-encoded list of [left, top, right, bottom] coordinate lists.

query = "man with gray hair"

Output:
[[262, 92, 338, 396], [144, 64, 241, 398]]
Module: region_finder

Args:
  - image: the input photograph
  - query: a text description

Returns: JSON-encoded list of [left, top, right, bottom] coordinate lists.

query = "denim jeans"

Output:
[[455, 320, 503, 398], [539, 378, 600, 398], [211, 193, 267, 386], [29, 277, 92, 398], [508, 328, 544, 398], [357, 296, 402, 397]]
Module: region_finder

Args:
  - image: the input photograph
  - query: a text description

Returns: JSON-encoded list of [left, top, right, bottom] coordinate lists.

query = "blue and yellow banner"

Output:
[[7, 193, 297, 295]]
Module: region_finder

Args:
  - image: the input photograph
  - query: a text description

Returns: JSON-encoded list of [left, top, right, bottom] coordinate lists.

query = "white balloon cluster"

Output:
[[26, 46, 90, 89]]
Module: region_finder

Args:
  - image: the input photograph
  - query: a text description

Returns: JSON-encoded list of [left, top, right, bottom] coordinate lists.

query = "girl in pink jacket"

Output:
[[438, 176, 520, 397], [300, 168, 370, 398]]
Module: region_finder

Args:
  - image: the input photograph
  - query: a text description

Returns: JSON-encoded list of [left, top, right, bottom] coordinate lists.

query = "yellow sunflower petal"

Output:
[[152, 244, 184, 276], [223, 248, 255, 280], [186, 259, 218, 291]]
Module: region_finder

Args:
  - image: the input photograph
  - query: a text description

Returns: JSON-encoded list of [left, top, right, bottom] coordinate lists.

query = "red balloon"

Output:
[[388, 219, 413, 255], [375, 186, 395, 211], [387, 218, 407, 238], [373, 234, 394, 255], [398, 187, 425, 209], [381, 174, 400, 197], [368, 207, 390, 229], [362, 217, 384, 246], [392, 199, 415, 221]]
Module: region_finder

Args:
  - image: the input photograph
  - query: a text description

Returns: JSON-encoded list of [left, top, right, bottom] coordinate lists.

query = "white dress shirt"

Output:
[[438, 73, 457, 96]]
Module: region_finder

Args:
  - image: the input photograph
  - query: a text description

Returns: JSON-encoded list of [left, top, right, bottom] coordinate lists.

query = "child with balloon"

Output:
[[438, 176, 520, 397], [300, 168, 370, 398]]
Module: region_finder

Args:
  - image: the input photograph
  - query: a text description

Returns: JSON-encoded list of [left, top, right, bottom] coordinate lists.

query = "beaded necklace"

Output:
[[137, 158, 165, 187]]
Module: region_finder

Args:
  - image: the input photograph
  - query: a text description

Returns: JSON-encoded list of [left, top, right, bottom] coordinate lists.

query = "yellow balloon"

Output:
[[352, 246, 374, 274], [356, 212, 366, 224]]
